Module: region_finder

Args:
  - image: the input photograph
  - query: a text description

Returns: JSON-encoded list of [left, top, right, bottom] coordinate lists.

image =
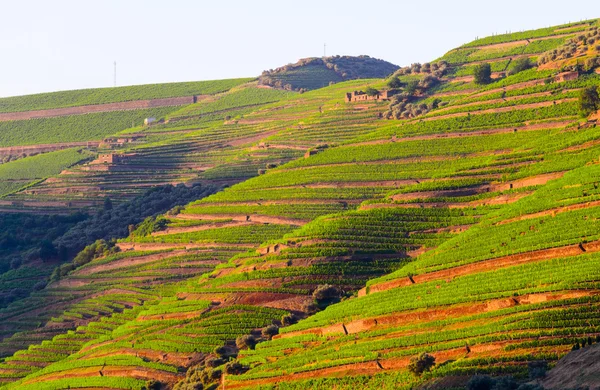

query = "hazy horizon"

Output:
[[0, 0, 597, 98]]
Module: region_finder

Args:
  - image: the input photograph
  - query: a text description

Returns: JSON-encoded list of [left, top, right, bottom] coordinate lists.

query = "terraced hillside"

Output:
[[1, 19, 600, 390], [0, 78, 256, 212]]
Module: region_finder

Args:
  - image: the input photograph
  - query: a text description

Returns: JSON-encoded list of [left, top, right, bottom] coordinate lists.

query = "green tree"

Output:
[[235, 335, 256, 350], [404, 79, 420, 95], [39, 240, 57, 261], [387, 76, 404, 89], [473, 63, 492, 84], [407, 353, 435, 376], [508, 57, 533, 75], [261, 324, 279, 340], [365, 87, 379, 96], [578, 86, 600, 117]]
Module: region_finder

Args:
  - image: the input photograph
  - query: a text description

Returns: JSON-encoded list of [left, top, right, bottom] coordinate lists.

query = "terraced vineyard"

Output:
[[1, 19, 600, 390]]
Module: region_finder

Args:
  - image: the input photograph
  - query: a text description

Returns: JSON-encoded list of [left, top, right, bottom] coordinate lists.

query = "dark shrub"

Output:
[[407, 353, 435, 376], [224, 360, 247, 375], [473, 63, 492, 84], [509, 58, 533, 75], [261, 324, 279, 340], [579, 86, 600, 117], [312, 284, 341, 303], [281, 314, 298, 326], [235, 335, 256, 350]]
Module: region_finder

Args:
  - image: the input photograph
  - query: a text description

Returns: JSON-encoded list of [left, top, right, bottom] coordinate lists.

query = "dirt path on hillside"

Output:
[[0, 96, 201, 122], [497, 200, 600, 225], [348, 121, 573, 146], [449, 72, 505, 84], [176, 213, 309, 226], [116, 242, 255, 251], [360, 191, 530, 210], [366, 239, 600, 295], [280, 157, 455, 170], [435, 89, 478, 97], [74, 250, 190, 276], [464, 32, 578, 51], [250, 144, 309, 151], [467, 78, 555, 99], [422, 99, 577, 121], [466, 53, 533, 66], [0, 141, 101, 156], [25, 365, 182, 385], [196, 199, 364, 207], [434, 91, 568, 113], [280, 290, 595, 343], [151, 221, 254, 236], [226, 129, 282, 147], [225, 339, 556, 390], [388, 171, 563, 203]]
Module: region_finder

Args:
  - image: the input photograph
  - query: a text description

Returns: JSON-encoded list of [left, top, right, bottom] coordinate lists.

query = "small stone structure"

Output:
[[91, 153, 130, 165], [345, 90, 394, 103], [144, 117, 157, 126]]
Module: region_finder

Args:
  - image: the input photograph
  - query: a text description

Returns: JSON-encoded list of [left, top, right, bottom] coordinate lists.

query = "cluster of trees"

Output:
[[131, 216, 168, 237], [0, 213, 86, 274], [385, 97, 443, 120], [538, 27, 600, 66], [0, 212, 84, 306], [382, 62, 450, 120], [384, 73, 444, 119], [50, 239, 117, 281], [392, 61, 449, 78], [1, 184, 218, 308], [55, 183, 217, 258]]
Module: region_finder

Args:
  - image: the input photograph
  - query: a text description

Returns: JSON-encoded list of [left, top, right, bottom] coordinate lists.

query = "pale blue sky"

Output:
[[0, 0, 597, 97]]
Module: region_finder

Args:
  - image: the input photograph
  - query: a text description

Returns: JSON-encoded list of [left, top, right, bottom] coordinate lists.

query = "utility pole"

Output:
[[324, 43, 326, 57], [114, 61, 117, 87]]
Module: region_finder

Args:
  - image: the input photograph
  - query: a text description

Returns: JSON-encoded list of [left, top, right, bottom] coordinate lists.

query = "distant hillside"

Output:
[[0, 78, 252, 113], [258, 55, 399, 91]]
